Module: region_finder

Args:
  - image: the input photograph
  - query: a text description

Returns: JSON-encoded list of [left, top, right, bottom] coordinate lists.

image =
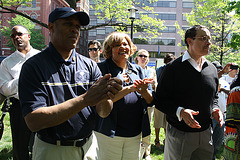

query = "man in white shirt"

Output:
[[0, 25, 40, 160]]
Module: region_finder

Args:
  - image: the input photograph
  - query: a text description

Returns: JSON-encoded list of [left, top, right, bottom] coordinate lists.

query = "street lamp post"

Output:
[[128, 6, 138, 63]]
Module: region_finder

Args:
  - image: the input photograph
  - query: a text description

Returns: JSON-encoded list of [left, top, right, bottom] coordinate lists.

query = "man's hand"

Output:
[[180, 109, 201, 129], [83, 74, 122, 106], [105, 76, 123, 99], [212, 108, 224, 127]]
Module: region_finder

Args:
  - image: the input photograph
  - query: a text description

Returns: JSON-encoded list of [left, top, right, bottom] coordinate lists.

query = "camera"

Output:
[[230, 64, 239, 70]]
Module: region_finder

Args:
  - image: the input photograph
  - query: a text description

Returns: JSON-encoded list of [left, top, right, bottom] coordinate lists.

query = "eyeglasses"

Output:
[[88, 48, 99, 52], [138, 55, 148, 58], [193, 36, 211, 42], [10, 32, 28, 39]]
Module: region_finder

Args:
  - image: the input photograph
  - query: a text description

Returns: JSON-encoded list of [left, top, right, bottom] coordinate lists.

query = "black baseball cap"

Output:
[[48, 7, 89, 26], [212, 61, 223, 69]]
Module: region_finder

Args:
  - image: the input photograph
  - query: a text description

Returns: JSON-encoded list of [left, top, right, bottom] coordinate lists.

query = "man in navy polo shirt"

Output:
[[19, 7, 122, 160]]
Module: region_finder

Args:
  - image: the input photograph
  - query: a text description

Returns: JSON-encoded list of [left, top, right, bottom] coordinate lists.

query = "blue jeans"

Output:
[[212, 118, 225, 160]]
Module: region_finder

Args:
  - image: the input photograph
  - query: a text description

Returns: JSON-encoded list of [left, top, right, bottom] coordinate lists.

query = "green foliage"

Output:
[[176, 0, 240, 64], [0, 15, 46, 51], [1, 0, 31, 7], [92, 0, 165, 38]]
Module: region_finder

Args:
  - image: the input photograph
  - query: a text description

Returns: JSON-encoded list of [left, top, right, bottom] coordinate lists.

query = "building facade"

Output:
[[0, 0, 89, 56], [88, 0, 194, 59]]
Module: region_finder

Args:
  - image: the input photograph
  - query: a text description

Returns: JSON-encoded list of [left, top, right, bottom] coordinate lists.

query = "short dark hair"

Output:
[[88, 40, 101, 49], [184, 25, 208, 48], [164, 53, 176, 64], [12, 25, 30, 33]]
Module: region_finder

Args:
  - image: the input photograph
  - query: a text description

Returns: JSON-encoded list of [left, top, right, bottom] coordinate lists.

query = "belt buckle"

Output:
[[56, 140, 61, 146], [73, 138, 85, 147]]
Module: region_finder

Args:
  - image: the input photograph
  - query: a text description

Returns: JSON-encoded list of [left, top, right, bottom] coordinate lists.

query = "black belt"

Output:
[[37, 133, 91, 147]]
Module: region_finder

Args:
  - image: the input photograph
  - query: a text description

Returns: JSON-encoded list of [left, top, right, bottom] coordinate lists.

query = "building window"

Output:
[[157, 1, 176, 8], [97, 19, 105, 24], [89, 30, 96, 36], [89, 10, 95, 16], [182, 26, 189, 31], [96, 28, 105, 35], [89, 0, 95, 5], [32, 0, 36, 8], [106, 27, 115, 34], [182, 14, 187, 21], [183, 2, 194, 8], [157, 13, 176, 20], [134, 38, 175, 46], [160, 26, 176, 33], [89, 20, 97, 26], [136, 0, 176, 8]]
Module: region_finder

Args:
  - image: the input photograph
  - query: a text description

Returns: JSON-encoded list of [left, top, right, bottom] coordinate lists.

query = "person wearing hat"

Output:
[[212, 61, 233, 79], [18, 7, 122, 160]]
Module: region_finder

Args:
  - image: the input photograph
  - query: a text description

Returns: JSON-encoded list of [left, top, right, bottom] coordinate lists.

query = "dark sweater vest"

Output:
[[155, 56, 219, 132]]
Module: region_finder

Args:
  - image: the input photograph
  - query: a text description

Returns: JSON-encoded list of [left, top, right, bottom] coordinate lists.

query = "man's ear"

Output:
[[48, 22, 54, 32], [186, 37, 193, 46]]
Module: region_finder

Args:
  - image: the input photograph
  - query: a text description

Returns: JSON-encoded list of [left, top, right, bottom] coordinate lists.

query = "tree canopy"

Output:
[[177, 0, 240, 65], [0, 0, 165, 39]]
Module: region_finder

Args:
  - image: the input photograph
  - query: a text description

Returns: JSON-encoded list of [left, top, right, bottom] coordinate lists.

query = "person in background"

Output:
[[18, 7, 122, 160], [220, 63, 239, 86], [213, 61, 232, 79], [0, 25, 40, 160], [88, 40, 102, 63], [211, 61, 230, 160], [154, 53, 176, 150], [223, 71, 240, 160], [135, 49, 157, 160], [155, 25, 223, 160], [95, 32, 154, 160]]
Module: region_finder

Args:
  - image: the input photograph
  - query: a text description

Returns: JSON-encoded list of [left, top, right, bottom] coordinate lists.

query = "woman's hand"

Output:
[[134, 78, 153, 94], [134, 78, 154, 104]]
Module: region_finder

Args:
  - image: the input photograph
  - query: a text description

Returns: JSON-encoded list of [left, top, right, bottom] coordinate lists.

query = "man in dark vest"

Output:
[[155, 25, 223, 160]]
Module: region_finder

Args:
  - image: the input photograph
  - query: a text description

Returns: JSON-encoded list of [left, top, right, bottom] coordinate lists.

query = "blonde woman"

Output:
[[135, 49, 157, 160]]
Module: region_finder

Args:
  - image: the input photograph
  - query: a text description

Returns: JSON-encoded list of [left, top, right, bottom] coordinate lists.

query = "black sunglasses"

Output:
[[88, 48, 99, 52], [10, 32, 28, 39], [138, 55, 148, 58]]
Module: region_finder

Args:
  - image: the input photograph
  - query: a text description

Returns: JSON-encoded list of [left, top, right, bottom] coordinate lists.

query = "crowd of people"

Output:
[[0, 7, 239, 160]]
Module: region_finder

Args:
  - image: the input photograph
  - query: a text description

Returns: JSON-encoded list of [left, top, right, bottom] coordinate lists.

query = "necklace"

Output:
[[123, 64, 130, 83]]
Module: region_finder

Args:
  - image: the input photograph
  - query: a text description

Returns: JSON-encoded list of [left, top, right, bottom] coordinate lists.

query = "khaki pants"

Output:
[[95, 131, 141, 160], [164, 124, 213, 160], [32, 132, 99, 160], [141, 107, 154, 158]]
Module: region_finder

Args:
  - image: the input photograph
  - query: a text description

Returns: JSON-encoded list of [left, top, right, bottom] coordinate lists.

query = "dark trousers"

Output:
[[9, 98, 32, 160]]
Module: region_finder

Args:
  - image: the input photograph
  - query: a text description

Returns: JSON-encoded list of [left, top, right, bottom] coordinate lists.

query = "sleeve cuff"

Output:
[[176, 106, 184, 121]]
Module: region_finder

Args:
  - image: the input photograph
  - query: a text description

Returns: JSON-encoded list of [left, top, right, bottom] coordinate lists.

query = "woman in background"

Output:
[[135, 49, 157, 160]]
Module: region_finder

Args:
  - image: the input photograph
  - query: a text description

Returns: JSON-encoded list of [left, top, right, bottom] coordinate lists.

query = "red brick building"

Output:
[[0, 0, 89, 56]]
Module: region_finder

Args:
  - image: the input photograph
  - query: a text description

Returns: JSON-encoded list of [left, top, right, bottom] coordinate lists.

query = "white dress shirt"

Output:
[[0, 47, 40, 99]]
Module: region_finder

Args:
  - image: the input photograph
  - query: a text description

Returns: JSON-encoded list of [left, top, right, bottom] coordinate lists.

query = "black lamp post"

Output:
[[128, 6, 138, 63]]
